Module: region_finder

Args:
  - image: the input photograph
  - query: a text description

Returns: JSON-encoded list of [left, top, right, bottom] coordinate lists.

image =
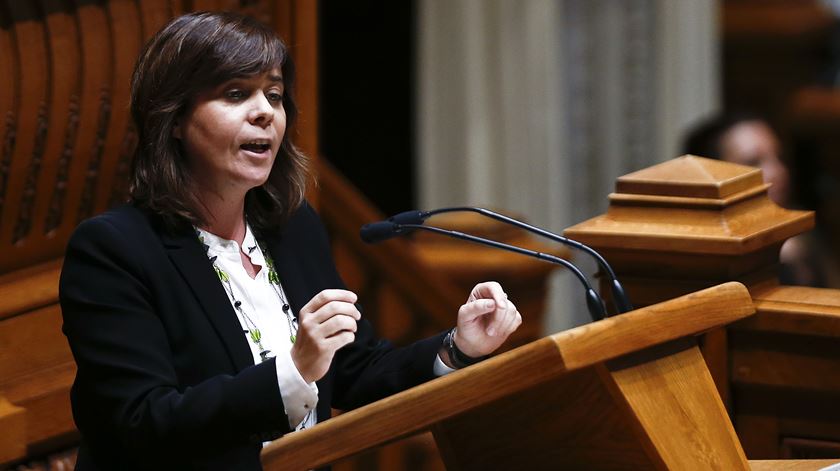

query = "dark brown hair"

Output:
[[129, 11, 309, 231]]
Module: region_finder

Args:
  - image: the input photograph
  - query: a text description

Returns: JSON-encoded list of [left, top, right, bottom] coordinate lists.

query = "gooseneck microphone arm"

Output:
[[359, 221, 607, 321], [389, 207, 633, 314]]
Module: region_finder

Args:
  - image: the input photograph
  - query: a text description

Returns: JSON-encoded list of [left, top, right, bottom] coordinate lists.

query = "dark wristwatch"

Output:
[[444, 328, 488, 369]]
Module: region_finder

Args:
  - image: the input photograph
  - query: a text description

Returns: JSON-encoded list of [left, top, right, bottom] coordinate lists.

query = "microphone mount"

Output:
[[389, 207, 632, 314], [363, 221, 607, 322]]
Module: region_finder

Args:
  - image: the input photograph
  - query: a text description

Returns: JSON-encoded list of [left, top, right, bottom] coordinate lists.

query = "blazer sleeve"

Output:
[[288, 204, 449, 411], [60, 214, 291, 458]]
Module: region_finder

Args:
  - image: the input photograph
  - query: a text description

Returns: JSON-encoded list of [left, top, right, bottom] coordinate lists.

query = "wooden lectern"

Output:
[[262, 282, 755, 470]]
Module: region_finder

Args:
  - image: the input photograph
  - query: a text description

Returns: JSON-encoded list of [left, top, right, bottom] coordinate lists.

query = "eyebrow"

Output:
[[268, 74, 283, 83]]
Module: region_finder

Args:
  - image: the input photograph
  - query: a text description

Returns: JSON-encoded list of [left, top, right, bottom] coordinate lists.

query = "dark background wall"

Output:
[[319, 0, 416, 216]]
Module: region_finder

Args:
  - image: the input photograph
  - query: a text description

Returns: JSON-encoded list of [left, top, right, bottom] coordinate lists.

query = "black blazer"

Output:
[[60, 203, 446, 470]]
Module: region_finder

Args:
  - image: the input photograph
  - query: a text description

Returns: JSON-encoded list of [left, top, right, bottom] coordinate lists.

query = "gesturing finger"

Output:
[[301, 289, 358, 315], [317, 312, 359, 338], [495, 299, 519, 337], [469, 281, 507, 307], [303, 301, 361, 326], [459, 298, 497, 324]]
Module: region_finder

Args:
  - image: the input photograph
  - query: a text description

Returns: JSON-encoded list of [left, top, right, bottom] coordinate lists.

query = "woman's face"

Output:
[[175, 69, 286, 198], [721, 120, 790, 206]]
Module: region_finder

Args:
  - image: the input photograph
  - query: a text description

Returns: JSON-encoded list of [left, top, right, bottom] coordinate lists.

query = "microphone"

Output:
[[385, 207, 632, 314], [360, 220, 607, 322]]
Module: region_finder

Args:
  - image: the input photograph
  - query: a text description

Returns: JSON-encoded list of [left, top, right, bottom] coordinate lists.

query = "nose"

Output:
[[248, 94, 274, 127]]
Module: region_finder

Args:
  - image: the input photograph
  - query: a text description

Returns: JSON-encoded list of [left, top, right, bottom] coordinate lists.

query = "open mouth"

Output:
[[240, 141, 272, 154]]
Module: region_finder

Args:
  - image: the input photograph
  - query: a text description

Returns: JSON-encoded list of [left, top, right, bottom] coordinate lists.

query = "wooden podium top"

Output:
[[261, 282, 755, 469]]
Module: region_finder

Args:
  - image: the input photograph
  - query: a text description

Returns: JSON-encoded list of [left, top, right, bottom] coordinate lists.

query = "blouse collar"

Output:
[[196, 222, 267, 268]]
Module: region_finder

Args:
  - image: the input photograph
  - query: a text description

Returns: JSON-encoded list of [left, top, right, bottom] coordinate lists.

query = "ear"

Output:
[[172, 121, 182, 139]]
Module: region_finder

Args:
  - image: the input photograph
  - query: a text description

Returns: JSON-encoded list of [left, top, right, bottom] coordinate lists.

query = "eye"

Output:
[[266, 91, 284, 104], [225, 89, 248, 101]]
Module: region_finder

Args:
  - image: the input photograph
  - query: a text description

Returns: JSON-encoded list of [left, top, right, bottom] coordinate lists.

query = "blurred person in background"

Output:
[[684, 112, 827, 287]]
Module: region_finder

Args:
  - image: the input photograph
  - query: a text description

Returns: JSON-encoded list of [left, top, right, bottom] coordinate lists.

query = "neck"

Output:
[[197, 191, 248, 244]]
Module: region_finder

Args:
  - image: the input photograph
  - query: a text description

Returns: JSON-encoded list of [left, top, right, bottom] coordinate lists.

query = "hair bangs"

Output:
[[198, 19, 287, 89]]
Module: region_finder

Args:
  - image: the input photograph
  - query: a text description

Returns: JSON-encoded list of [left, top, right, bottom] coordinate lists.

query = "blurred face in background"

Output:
[[720, 120, 790, 206]]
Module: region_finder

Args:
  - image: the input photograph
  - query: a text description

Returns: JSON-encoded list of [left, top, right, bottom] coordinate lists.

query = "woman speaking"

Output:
[[59, 11, 521, 470]]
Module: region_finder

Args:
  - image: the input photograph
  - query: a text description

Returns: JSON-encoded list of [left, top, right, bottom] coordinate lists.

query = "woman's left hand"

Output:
[[453, 281, 522, 358]]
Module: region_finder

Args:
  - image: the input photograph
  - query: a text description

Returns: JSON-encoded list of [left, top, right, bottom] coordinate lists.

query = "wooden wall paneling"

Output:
[[190, 0, 225, 12], [0, 303, 77, 456], [272, 0, 292, 38], [0, 3, 15, 235], [138, 0, 173, 41], [0, 395, 27, 463], [729, 286, 840, 458], [288, 0, 318, 163], [33, 0, 81, 244], [91, 0, 140, 216], [170, 0, 184, 18], [61, 2, 111, 244], [1, 1, 49, 270], [781, 438, 840, 459]]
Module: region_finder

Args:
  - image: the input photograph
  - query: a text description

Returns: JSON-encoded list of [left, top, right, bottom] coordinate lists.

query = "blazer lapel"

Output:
[[160, 227, 255, 372]]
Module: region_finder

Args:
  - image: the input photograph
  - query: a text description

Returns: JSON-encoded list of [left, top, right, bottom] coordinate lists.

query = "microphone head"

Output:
[[389, 210, 427, 225], [360, 221, 402, 243]]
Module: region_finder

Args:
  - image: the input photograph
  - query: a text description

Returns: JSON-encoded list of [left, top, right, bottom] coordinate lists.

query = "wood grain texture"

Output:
[[737, 286, 840, 337], [262, 336, 566, 470], [261, 282, 755, 470], [0, 395, 27, 464], [92, 0, 140, 216], [729, 284, 840, 459], [433, 367, 655, 471], [616, 155, 764, 199], [609, 184, 770, 209], [604, 342, 749, 470], [33, 0, 80, 238], [61, 2, 110, 242], [1, 0, 49, 251], [750, 460, 840, 471], [565, 156, 813, 257], [549, 282, 753, 370], [0, 259, 60, 320]]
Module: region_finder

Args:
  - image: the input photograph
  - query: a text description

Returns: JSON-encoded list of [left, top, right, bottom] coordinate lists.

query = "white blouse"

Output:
[[197, 224, 317, 431], [197, 222, 455, 435]]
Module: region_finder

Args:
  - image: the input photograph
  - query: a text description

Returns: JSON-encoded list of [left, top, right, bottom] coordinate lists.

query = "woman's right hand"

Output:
[[291, 289, 360, 383]]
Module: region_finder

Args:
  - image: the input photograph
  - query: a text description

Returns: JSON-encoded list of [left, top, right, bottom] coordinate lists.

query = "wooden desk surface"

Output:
[[751, 460, 840, 470]]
